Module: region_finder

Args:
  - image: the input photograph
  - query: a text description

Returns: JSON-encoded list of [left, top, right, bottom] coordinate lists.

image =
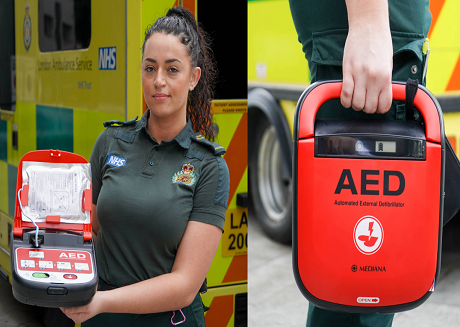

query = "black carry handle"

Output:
[[405, 78, 418, 121]]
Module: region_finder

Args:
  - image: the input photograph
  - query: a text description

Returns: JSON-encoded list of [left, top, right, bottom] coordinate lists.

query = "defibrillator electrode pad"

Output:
[[21, 162, 91, 224], [293, 81, 444, 314]]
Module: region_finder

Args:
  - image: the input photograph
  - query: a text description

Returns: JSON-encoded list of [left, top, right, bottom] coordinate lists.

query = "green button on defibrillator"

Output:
[[32, 273, 49, 278]]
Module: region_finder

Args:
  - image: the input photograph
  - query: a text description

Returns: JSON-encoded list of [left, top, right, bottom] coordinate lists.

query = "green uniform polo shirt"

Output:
[[289, 0, 431, 121], [90, 110, 229, 288]]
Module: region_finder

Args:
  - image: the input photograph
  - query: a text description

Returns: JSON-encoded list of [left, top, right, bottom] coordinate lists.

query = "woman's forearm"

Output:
[[345, 0, 389, 30], [98, 271, 197, 314], [62, 222, 222, 323], [341, 0, 393, 114]]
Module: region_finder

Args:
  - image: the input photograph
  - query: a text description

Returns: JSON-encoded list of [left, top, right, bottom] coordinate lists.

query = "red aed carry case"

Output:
[[10, 150, 97, 308], [293, 81, 444, 313]]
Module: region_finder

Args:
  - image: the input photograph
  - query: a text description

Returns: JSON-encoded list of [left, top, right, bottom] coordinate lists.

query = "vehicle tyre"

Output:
[[249, 113, 292, 244]]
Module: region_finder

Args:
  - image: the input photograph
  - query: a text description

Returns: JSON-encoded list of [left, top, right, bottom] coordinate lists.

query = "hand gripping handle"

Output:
[[295, 80, 443, 144]]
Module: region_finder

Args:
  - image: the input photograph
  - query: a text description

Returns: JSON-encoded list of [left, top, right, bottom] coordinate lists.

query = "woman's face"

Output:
[[142, 33, 201, 121]]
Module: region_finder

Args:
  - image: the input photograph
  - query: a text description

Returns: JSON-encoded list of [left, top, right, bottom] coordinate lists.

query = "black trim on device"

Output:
[[10, 230, 98, 308]]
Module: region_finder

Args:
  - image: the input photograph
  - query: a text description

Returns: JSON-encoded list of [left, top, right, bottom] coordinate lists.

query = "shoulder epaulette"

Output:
[[192, 133, 226, 155], [103, 116, 138, 128]]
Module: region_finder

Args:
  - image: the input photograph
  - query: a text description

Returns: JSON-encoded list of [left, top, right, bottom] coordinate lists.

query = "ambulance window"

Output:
[[0, 0, 15, 111], [197, 3, 247, 100], [38, 0, 91, 52]]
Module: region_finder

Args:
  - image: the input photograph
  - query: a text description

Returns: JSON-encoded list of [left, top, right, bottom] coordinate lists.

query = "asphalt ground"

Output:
[[249, 213, 460, 327]]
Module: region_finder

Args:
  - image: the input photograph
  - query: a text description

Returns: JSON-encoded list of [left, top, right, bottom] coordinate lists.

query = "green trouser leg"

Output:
[[307, 303, 394, 327]]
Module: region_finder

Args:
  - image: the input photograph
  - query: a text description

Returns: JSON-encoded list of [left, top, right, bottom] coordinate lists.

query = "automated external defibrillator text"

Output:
[[334, 200, 405, 208]]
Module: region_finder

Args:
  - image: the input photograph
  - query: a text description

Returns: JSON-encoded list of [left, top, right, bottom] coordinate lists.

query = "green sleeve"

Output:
[[89, 130, 108, 205], [189, 156, 230, 232]]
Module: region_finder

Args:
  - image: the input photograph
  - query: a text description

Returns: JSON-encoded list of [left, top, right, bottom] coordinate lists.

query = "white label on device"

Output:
[[21, 260, 35, 268], [39, 261, 53, 269], [75, 263, 89, 271], [29, 251, 44, 259], [57, 262, 71, 270]]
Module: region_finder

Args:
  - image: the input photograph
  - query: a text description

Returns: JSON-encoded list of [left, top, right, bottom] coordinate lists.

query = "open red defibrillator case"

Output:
[[11, 150, 97, 308], [293, 81, 445, 313]]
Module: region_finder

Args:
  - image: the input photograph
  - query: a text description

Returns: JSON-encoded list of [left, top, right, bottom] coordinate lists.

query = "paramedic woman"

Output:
[[289, 0, 431, 326], [62, 7, 229, 326]]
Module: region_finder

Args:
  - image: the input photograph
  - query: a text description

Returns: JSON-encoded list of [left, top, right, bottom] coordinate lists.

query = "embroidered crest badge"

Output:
[[172, 163, 196, 186]]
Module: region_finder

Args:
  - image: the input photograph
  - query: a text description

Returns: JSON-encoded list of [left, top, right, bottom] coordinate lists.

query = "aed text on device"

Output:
[[334, 169, 405, 196]]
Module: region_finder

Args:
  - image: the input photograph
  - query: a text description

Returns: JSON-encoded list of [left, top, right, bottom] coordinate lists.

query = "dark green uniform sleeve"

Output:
[[189, 155, 230, 232], [89, 130, 108, 205]]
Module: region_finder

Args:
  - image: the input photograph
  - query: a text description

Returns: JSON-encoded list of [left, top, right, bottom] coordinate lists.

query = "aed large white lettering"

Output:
[[334, 169, 405, 196], [59, 253, 86, 259]]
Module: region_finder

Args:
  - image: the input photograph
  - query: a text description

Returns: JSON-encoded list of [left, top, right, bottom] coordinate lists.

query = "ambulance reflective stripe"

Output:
[[203, 102, 248, 327], [427, 0, 460, 157], [204, 295, 234, 327], [221, 113, 248, 257], [98, 47, 117, 70], [429, 0, 446, 40], [426, 0, 460, 93]]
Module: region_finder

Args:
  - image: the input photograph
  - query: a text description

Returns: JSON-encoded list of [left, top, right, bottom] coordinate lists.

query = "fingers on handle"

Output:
[[363, 74, 380, 114], [341, 74, 354, 109], [376, 83, 392, 114], [340, 73, 392, 114], [351, 76, 366, 112]]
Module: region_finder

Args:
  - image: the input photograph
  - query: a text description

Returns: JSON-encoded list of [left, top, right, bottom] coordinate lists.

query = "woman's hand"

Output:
[[341, 0, 393, 114], [61, 291, 106, 324]]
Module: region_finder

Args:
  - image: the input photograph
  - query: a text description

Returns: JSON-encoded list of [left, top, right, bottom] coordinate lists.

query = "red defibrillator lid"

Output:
[[13, 150, 93, 241]]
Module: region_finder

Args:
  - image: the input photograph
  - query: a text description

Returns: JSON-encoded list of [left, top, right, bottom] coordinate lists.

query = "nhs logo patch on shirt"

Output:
[[107, 154, 126, 167], [98, 47, 116, 70]]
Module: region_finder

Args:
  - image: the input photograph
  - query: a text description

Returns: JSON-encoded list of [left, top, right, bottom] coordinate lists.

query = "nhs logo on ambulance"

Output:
[[98, 47, 116, 70], [107, 154, 126, 167]]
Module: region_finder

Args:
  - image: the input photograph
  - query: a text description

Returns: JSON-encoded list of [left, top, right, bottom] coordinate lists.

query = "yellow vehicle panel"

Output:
[[248, 0, 309, 84], [15, 0, 125, 115]]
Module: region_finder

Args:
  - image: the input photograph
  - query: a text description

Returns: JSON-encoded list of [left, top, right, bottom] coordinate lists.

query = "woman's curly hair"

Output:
[[142, 7, 218, 141]]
